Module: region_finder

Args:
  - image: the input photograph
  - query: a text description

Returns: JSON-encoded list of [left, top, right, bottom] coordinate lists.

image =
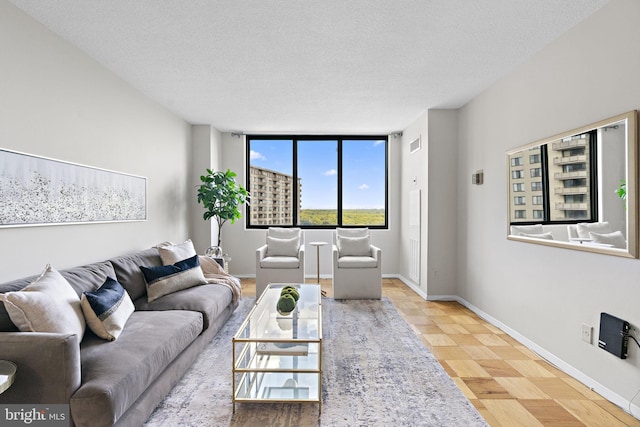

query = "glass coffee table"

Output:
[[232, 283, 322, 413]]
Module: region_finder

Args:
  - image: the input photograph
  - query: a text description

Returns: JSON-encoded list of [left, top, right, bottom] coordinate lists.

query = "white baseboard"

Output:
[[394, 274, 427, 299], [452, 295, 640, 419], [390, 276, 639, 419]]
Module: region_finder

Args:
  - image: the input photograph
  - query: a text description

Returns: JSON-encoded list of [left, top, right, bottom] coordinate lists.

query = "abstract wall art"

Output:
[[0, 148, 147, 227]]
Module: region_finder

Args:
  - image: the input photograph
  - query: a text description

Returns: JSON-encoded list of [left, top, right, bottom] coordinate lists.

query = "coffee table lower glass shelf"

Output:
[[232, 284, 322, 412]]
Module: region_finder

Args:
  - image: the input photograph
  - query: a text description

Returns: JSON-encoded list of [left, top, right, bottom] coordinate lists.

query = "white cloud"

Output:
[[373, 140, 385, 146], [324, 169, 337, 176], [250, 150, 265, 161], [358, 184, 369, 190]]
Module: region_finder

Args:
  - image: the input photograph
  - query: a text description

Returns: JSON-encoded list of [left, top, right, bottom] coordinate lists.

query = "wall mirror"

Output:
[[506, 110, 638, 258]]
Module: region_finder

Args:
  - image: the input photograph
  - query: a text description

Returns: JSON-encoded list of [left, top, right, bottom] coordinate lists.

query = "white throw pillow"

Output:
[[337, 235, 372, 256], [520, 232, 554, 240], [576, 222, 611, 239], [267, 227, 301, 240], [266, 236, 300, 257], [158, 239, 197, 265], [589, 231, 626, 249], [336, 228, 369, 238], [0, 265, 85, 337]]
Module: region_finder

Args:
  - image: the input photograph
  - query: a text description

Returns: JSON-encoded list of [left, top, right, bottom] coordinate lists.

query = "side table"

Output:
[[0, 360, 17, 394], [309, 242, 327, 296]]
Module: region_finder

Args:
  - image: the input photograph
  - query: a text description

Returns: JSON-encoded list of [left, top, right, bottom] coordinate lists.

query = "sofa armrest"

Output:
[[0, 332, 81, 404]]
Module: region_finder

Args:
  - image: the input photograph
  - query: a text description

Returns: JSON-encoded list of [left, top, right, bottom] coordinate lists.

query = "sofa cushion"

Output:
[[337, 256, 378, 268], [71, 310, 203, 427], [260, 256, 300, 269], [140, 255, 207, 302], [109, 248, 163, 301], [81, 277, 135, 341], [0, 265, 85, 337], [134, 283, 233, 331]]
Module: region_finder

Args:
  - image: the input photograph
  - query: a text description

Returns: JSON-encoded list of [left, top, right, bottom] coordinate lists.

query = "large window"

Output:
[[246, 135, 388, 228]]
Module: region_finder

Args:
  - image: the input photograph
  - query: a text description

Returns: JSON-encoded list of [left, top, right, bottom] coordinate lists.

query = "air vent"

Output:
[[409, 137, 421, 153]]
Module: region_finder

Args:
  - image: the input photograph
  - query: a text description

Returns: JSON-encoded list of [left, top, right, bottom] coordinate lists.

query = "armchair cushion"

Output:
[[337, 256, 378, 268], [260, 256, 300, 269], [266, 236, 300, 257], [589, 230, 626, 249], [520, 232, 554, 240], [510, 224, 544, 236], [337, 235, 371, 256], [576, 221, 611, 239]]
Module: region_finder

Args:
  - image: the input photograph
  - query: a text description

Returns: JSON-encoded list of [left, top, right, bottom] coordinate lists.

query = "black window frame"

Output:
[[509, 130, 598, 227], [245, 135, 389, 229]]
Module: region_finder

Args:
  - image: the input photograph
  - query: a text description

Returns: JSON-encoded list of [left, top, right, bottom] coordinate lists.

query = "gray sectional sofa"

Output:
[[0, 246, 239, 427]]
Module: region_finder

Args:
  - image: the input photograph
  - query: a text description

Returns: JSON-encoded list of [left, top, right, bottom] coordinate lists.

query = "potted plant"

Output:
[[196, 168, 249, 256]]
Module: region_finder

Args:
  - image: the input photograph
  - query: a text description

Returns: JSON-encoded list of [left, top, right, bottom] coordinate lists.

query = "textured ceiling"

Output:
[[9, 0, 609, 134]]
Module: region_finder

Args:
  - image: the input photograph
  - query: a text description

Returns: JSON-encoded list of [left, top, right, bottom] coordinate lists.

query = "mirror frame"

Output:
[[506, 110, 638, 258]]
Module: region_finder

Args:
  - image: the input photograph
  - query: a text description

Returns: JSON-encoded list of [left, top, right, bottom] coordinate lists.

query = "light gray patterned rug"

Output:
[[145, 297, 488, 427]]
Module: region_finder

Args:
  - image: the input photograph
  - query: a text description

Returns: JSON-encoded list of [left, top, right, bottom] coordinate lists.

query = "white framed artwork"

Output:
[[0, 148, 147, 227]]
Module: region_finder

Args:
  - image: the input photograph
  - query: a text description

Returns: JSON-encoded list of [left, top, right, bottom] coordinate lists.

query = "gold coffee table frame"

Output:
[[232, 283, 322, 413]]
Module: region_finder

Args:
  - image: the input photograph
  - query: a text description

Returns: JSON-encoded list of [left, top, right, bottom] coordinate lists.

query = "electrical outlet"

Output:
[[582, 323, 593, 344]]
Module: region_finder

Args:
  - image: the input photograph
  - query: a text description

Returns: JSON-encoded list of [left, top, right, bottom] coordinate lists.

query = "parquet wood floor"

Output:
[[240, 278, 639, 426]]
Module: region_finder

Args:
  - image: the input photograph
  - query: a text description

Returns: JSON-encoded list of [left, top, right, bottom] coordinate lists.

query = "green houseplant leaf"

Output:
[[196, 169, 249, 247], [616, 179, 626, 210]]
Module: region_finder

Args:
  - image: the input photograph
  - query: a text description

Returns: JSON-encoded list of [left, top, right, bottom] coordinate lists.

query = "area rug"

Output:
[[144, 297, 488, 427]]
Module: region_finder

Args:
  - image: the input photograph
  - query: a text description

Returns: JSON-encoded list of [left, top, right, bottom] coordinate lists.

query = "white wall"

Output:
[[400, 110, 458, 298], [219, 133, 402, 277], [457, 0, 640, 409], [400, 113, 428, 293], [0, 2, 191, 281], [189, 125, 223, 254], [426, 110, 458, 296]]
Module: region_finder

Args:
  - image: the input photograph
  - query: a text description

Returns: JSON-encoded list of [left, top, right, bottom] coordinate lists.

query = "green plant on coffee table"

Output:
[[281, 286, 300, 302], [277, 286, 300, 315]]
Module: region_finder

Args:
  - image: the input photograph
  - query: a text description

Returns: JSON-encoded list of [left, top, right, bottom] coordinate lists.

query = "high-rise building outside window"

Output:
[[508, 131, 596, 224]]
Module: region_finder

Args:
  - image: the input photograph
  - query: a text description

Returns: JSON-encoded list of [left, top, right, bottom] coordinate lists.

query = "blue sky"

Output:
[[249, 139, 385, 209]]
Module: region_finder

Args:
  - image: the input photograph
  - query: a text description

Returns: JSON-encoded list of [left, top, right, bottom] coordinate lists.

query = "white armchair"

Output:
[[332, 228, 382, 299], [255, 228, 305, 297]]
